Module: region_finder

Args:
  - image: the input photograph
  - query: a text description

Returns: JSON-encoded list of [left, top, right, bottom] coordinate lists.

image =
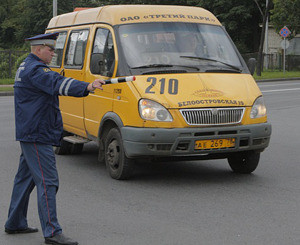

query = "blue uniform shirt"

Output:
[[14, 53, 89, 146]]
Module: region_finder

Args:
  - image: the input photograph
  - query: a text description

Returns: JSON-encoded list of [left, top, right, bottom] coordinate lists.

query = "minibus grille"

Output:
[[180, 108, 245, 125]]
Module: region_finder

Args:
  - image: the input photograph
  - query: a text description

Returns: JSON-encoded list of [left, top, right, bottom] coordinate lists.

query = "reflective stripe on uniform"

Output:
[[64, 79, 74, 96], [59, 78, 71, 95]]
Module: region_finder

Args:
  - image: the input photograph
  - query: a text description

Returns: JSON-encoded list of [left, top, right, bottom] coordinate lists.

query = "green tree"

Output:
[[0, 0, 53, 48], [0, 0, 19, 49], [59, 0, 99, 13], [271, 0, 300, 36], [0, 0, 101, 48], [0, 0, 266, 53], [196, 0, 262, 53]]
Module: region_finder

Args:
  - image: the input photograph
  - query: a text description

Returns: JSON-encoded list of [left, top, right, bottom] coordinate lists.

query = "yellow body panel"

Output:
[[133, 73, 261, 108], [83, 25, 115, 137], [47, 5, 221, 29]]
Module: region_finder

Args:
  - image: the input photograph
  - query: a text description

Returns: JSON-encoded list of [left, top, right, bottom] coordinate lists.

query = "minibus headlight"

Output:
[[250, 96, 267, 119], [139, 99, 173, 122]]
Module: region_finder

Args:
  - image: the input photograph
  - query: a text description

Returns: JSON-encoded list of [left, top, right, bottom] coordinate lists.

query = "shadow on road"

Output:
[[58, 142, 259, 186]]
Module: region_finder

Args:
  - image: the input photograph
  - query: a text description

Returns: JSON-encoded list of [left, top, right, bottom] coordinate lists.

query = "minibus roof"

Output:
[[47, 5, 221, 30]]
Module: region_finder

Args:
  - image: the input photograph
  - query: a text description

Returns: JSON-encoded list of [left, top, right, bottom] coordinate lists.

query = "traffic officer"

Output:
[[4, 33, 105, 245]]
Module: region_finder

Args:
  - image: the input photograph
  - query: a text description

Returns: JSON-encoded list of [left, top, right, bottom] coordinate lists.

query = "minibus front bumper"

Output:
[[121, 123, 271, 159]]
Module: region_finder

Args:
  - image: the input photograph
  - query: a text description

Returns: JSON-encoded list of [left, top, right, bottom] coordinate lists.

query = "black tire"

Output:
[[228, 151, 260, 174], [70, 143, 84, 154], [54, 131, 72, 155], [54, 141, 71, 155], [104, 128, 134, 180]]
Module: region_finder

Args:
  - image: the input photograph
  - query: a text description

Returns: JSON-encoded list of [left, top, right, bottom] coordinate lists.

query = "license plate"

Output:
[[194, 138, 236, 150]]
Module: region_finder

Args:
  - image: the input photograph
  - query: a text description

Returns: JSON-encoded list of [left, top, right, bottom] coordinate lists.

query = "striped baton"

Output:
[[104, 76, 136, 84], [89, 76, 136, 93]]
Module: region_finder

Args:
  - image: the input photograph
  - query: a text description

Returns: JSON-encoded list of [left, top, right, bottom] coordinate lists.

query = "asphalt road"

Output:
[[0, 80, 300, 245]]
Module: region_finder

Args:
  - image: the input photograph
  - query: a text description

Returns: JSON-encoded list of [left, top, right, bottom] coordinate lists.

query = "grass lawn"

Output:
[[0, 78, 14, 85], [0, 86, 14, 92], [253, 70, 300, 80], [0, 79, 14, 92]]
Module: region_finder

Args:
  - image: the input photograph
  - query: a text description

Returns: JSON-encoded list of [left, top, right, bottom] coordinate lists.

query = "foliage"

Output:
[[0, 0, 274, 53], [13, 52, 30, 74], [0, 0, 52, 48], [0, 87, 14, 92], [0, 51, 12, 78], [271, 0, 300, 36], [58, 0, 99, 13], [0, 78, 14, 85], [0, 0, 99, 49], [196, 0, 263, 53], [0, 0, 17, 49], [0, 61, 10, 79], [0, 50, 28, 79]]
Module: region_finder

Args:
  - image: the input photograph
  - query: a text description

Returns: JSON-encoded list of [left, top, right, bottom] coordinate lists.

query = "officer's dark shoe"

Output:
[[45, 233, 78, 245], [5, 227, 39, 234]]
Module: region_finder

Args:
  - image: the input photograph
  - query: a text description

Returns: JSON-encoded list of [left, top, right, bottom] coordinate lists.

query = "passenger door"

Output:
[[61, 29, 90, 137], [84, 26, 116, 138]]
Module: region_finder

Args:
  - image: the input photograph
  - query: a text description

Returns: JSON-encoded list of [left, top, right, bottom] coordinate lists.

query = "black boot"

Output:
[[5, 227, 39, 234], [45, 233, 78, 245]]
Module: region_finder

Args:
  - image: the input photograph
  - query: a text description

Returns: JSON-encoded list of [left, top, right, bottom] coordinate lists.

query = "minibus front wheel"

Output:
[[227, 151, 260, 174], [104, 128, 134, 180]]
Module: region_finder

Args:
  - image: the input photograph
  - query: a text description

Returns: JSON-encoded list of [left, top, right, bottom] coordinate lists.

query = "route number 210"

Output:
[[145, 77, 178, 95]]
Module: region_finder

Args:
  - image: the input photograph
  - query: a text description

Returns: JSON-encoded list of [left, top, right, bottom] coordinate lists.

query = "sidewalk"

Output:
[[1, 78, 300, 97]]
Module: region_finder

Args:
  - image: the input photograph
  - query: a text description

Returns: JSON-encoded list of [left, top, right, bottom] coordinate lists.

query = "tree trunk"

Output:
[[256, 1, 272, 76]]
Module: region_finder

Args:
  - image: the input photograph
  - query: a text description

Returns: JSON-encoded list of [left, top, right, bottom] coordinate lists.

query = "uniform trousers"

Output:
[[5, 142, 62, 238]]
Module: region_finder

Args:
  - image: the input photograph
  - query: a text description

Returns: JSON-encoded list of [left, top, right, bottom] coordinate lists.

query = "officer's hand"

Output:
[[87, 79, 105, 91]]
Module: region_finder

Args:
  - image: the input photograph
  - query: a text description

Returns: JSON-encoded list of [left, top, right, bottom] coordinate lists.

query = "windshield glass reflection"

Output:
[[118, 22, 243, 73]]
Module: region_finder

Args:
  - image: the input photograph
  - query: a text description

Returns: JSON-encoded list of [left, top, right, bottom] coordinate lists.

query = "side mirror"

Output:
[[248, 58, 256, 75], [90, 53, 106, 75]]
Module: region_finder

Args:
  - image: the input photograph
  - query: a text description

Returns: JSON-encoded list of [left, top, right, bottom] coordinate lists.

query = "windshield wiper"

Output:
[[180, 56, 242, 73], [131, 64, 173, 69], [131, 64, 199, 71]]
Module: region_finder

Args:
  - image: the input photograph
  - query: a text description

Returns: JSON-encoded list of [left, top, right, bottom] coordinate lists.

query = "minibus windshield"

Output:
[[118, 22, 244, 74]]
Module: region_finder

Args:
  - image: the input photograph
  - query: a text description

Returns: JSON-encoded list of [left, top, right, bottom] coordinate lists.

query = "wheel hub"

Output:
[[107, 140, 120, 169]]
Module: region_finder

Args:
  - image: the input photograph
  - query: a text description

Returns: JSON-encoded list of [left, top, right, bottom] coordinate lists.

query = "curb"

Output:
[[0, 91, 14, 96], [0, 84, 14, 96]]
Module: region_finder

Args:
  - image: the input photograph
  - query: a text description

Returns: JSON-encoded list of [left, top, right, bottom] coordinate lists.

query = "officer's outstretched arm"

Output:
[[31, 65, 90, 97]]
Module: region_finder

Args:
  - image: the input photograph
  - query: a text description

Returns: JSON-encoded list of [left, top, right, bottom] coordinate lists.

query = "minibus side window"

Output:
[[49, 32, 67, 67], [64, 29, 89, 69], [90, 28, 115, 76]]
